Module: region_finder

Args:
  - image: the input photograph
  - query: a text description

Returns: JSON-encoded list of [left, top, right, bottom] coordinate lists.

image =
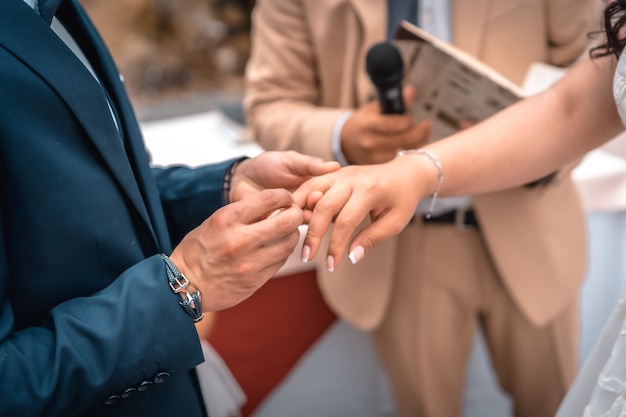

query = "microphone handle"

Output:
[[377, 84, 405, 114]]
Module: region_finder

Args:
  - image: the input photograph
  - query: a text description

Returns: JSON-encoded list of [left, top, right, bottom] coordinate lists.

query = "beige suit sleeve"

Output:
[[545, 0, 598, 66], [243, 0, 347, 161]]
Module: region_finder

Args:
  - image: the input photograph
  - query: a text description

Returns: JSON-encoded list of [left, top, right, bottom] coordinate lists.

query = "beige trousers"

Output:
[[371, 222, 579, 417]]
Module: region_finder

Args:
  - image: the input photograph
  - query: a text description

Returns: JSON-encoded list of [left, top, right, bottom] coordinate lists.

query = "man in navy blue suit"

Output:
[[0, 1, 338, 416]]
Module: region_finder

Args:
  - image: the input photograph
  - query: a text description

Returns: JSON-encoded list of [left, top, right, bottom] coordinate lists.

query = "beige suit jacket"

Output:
[[245, 0, 595, 329]]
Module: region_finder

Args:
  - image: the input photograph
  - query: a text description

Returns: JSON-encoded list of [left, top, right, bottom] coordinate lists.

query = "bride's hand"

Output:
[[292, 154, 438, 270]]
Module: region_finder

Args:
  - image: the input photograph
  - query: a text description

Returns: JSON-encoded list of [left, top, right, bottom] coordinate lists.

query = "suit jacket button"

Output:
[[137, 380, 153, 391], [121, 387, 137, 398], [104, 394, 121, 406], [153, 371, 170, 384]]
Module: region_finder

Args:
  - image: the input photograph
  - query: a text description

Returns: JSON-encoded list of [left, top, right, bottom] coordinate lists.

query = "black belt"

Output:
[[421, 209, 479, 227]]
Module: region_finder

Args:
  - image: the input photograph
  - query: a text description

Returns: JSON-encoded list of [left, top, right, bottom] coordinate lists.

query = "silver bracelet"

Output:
[[396, 149, 444, 219], [161, 254, 204, 323]]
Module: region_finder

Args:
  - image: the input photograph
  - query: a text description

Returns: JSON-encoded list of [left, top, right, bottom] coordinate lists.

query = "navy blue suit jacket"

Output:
[[0, 1, 237, 415]]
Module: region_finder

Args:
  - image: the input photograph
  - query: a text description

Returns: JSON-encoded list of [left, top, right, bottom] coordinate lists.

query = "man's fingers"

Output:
[[372, 113, 414, 134], [258, 226, 302, 263], [256, 203, 303, 237], [299, 156, 340, 177], [234, 188, 295, 224], [402, 84, 416, 106], [282, 151, 340, 178], [409, 119, 433, 147], [458, 119, 475, 130]]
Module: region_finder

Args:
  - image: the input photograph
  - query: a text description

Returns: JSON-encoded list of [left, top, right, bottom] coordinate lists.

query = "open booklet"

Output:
[[393, 20, 527, 142]]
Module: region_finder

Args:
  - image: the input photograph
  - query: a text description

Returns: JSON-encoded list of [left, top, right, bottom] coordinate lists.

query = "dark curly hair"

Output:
[[592, 1, 626, 58]]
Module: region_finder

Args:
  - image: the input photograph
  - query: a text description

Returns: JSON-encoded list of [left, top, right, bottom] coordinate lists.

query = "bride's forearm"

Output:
[[414, 55, 622, 198], [295, 55, 624, 265]]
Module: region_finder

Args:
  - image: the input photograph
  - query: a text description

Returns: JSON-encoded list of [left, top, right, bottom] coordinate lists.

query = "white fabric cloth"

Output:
[[555, 50, 626, 417], [197, 341, 246, 417]]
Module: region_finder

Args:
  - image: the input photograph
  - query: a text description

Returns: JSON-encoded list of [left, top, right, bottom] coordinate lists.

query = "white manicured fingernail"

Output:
[[326, 255, 335, 272], [301, 244, 311, 263], [349, 246, 365, 265]]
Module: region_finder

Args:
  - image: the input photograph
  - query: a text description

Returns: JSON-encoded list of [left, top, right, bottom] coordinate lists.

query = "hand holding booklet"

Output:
[[393, 20, 526, 142]]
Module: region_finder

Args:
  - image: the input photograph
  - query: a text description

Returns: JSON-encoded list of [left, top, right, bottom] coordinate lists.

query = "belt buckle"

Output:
[[454, 205, 472, 232]]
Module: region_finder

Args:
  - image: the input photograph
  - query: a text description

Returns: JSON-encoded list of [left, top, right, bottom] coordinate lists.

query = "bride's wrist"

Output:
[[394, 149, 444, 218]]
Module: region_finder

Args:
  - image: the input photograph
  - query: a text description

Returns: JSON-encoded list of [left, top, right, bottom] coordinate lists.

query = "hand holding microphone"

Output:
[[340, 42, 432, 165]]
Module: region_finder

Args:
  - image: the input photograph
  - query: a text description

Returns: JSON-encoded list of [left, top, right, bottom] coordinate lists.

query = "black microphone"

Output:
[[365, 42, 405, 114]]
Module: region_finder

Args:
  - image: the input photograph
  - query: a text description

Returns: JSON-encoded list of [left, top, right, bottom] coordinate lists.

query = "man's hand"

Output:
[[341, 86, 432, 165], [229, 151, 340, 203], [170, 188, 303, 311]]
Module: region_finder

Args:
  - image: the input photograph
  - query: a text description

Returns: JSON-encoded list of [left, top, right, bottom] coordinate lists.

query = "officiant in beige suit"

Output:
[[244, 1, 596, 416]]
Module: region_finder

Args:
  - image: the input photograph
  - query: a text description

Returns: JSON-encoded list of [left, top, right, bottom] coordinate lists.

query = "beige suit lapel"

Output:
[[347, 0, 387, 105], [452, 0, 490, 56]]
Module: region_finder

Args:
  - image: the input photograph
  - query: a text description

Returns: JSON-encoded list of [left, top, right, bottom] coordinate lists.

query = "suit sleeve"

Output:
[[545, 0, 598, 66], [243, 0, 347, 161], [152, 157, 245, 245], [0, 245, 204, 416]]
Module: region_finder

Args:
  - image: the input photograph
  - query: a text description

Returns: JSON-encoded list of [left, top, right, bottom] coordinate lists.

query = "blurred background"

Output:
[[82, 0, 254, 122]]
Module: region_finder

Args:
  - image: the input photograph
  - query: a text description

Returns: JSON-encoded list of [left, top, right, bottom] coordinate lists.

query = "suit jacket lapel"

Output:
[[0, 0, 165, 249], [347, 0, 387, 105], [56, 0, 170, 249]]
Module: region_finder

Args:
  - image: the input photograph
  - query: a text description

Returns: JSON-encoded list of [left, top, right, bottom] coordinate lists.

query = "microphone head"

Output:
[[365, 42, 404, 88]]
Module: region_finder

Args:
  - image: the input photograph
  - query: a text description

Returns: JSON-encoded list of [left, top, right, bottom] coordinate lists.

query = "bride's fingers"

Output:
[[301, 192, 323, 225], [303, 209, 314, 225], [300, 186, 351, 263], [324, 192, 375, 268], [306, 191, 324, 210], [345, 211, 410, 265], [292, 177, 333, 208]]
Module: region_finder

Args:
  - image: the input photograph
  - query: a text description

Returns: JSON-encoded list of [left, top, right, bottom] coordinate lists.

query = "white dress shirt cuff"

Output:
[[331, 110, 354, 166]]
